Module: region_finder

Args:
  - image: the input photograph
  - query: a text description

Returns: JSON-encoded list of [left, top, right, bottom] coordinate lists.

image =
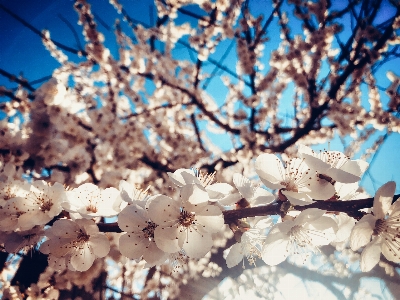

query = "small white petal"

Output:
[[70, 243, 95, 272], [226, 243, 243, 268], [180, 184, 209, 212], [350, 214, 376, 251], [154, 226, 183, 253], [147, 195, 180, 226], [373, 181, 396, 219], [119, 232, 149, 259], [182, 230, 213, 258], [255, 154, 285, 189], [89, 234, 110, 258], [360, 237, 382, 272], [262, 232, 289, 266]]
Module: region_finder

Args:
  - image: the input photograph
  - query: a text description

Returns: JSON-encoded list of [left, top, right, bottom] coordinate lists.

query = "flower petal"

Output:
[[154, 225, 183, 253], [373, 181, 396, 219], [195, 205, 224, 233], [70, 243, 95, 272], [255, 154, 285, 189], [147, 195, 180, 226], [262, 232, 289, 266], [360, 237, 382, 272], [350, 214, 376, 251], [226, 243, 243, 268], [118, 204, 148, 232], [118, 232, 148, 259], [180, 184, 209, 212], [182, 230, 213, 258], [89, 233, 110, 258]]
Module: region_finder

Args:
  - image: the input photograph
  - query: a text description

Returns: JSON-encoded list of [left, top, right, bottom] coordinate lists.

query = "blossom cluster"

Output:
[[0, 145, 398, 274]]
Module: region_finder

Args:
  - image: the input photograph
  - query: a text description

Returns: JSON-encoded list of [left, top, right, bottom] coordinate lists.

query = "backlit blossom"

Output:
[[232, 173, 275, 207], [118, 201, 168, 265], [255, 153, 335, 205], [168, 168, 241, 205], [64, 183, 119, 218], [226, 216, 272, 268], [350, 181, 399, 271], [299, 145, 369, 184], [147, 183, 224, 258], [262, 208, 337, 265]]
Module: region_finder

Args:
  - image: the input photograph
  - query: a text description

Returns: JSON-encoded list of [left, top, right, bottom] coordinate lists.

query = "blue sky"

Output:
[[0, 0, 399, 196]]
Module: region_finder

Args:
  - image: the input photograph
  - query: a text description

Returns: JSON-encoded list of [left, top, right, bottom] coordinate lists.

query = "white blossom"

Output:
[[299, 145, 369, 184], [226, 216, 272, 268], [147, 184, 224, 258], [118, 202, 168, 265], [64, 183, 119, 218], [262, 208, 337, 265], [40, 219, 110, 272], [255, 153, 335, 205], [350, 181, 399, 271]]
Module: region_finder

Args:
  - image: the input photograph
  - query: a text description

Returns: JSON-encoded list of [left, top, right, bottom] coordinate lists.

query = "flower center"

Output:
[[179, 210, 196, 227], [373, 219, 387, 235], [142, 221, 157, 238]]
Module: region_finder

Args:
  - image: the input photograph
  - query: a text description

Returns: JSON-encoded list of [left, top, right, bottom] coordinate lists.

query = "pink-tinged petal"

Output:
[[382, 237, 400, 263], [180, 184, 209, 212], [118, 204, 148, 232], [262, 232, 289, 266], [154, 226, 183, 253], [89, 234, 110, 257], [226, 243, 243, 268], [326, 167, 360, 183], [350, 214, 376, 251], [182, 230, 213, 258], [48, 219, 80, 238], [18, 212, 51, 230], [360, 237, 382, 272], [195, 205, 224, 233], [147, 195, 180, 226], [48, 238, 76, 257], [143, 241, 169, 266], [77, 219, 100, 236], [373, 181, 396, 219], [255, 154, 285, 188], [118, 232, 148, 259], [233, 173, 255, 199], [294, 208, 326, 226], [252, 188, 275, 206], [70, 243, 96, 272]]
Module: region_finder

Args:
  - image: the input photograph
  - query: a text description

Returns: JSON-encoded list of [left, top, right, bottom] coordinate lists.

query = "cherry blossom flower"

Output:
[[255, 153, 335, 205], [40, 219, 110, 272], [226, 216, 272, 268], [113, 180, 151, 212], [147, 183, 224, 258], [232, 173, 275, 208], [118, 201, 168, 265], [299, 145, 369, 184], [168, 168, 241, 205], [262, 208, 337, 265], [10, 181, 66, 231], [63, 183, 119, 218], [350, 181, 399, 271]]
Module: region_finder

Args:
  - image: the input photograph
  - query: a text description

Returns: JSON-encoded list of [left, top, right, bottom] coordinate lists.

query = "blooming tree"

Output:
[[0, 0, 400, 298]]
